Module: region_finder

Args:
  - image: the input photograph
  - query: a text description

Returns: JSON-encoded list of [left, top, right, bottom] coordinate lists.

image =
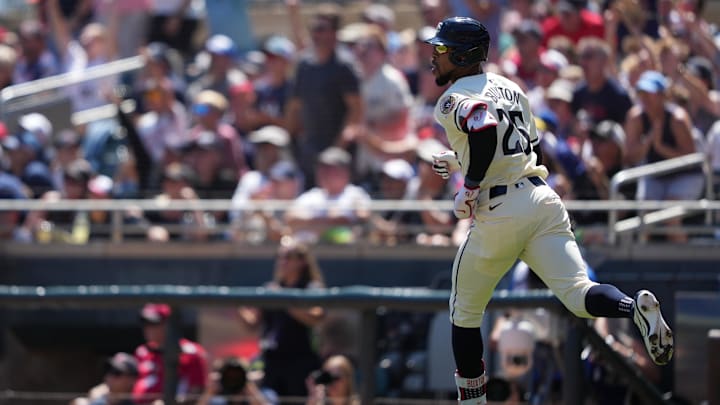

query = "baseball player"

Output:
[[424, 17, 673, 404]]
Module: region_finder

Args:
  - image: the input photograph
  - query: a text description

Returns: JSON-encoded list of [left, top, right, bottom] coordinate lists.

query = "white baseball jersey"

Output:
[[435, 72, 596, 329], [433, 72, 548, 188]]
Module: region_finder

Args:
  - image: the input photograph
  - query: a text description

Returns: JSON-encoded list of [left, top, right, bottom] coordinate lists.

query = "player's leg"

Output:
[[520, 195, 673, 364], [449, 230, 520, 404]]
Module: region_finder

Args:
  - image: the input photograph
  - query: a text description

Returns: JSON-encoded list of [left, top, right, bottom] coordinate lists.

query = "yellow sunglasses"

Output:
[[434, 44, 450, 54]]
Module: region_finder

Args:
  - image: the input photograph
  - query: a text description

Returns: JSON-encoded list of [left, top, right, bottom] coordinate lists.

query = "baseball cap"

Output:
[[0, 172, 26, 199], [163, 162, 194, 183], [539, 49, 568, 72], [194, 90, 228, 112], [362, 3, 395, 28], [590, 120, 625, 149], [556, 0, 586, 13], [318, 147, 351, 167], [206, 34, 236, 56], [512, 19, 543, 40], [416, 138, 447, 164], [19, 113, 52, 146], [686, 56, 714, 88], [263, 35, 296, 60], [546, 79, 574, 103], [24, 161, 54, 196], [54, 129, 81, 149], [269, 160, 300, 181], [63, 159, 93, 183], [88, 174, 114, 197], [140, 303, 171, 324], [248, 125, 290, 147], [382, 159, 414, 181], [106, 352, 139, 376], [636, 70, 668, 94]]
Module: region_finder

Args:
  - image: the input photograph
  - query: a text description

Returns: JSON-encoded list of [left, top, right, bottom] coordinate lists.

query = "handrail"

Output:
[[1, 198, 720, 212], [0, 56, 145, 104], [607, 153, 712, 244]]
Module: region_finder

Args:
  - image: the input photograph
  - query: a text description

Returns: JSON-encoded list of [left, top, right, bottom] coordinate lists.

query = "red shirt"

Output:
[[133, 338, 208, 403], [541, 9, 605, 46]]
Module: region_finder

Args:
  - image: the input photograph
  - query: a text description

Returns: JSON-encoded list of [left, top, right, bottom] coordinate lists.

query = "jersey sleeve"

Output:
[[435, 93, 498, 134]]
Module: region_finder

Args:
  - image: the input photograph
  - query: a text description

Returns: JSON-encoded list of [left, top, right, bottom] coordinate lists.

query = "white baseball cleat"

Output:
[[632, 290, 674, 365]]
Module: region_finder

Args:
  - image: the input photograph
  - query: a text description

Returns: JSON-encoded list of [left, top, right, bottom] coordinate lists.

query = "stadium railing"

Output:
[[0, 285, 671, 405]]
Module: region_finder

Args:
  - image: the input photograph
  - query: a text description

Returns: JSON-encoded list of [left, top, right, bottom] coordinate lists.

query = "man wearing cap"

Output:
[[133, 303, 208, 403], [572, 37, 633, 125], [82, 352, 139, 405], [186, 34, 248, 104], [505, 19, 545, 89], [286, 146, 370, 244], [284, 2, 364, 189], [252, 36, 296, 130], [188, 90, 247, 180], [230, 126, 295, 226], [13, 19, 59, 84], [540, 0, 604, 47], [369, 158, 418, 245]]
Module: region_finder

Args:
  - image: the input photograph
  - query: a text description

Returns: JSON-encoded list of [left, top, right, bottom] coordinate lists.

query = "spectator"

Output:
[[545, 79, 577, 140], [230, 126, 297, 242], [133, 302, 208, 403], [238, 239, 326, 401], [368, 158, 417, 246], [624, 70, 702, 242], [143, 162, 213, 242], [541, 0, 605, 47], [0, 43, 17, 91], [186, 35, 247, 104], [707, 120, 720, 195], [572, 37, 633, 125], [22, 158, 93, 244], [284, 2, 364, 188], [412, 138, 457, 246], [197, 357, 275, 405], [181, 131, 237, 199], [676, 55, 720, 135], [2, 130, 53, 197], [86, 352, 139, 405], [252, 35, 296, 130], [305, 355, 360, 405], [0, 172, 29, 242], [46, 0, 119, 111], [285, 147, 371, 244], [13, 19, 59, 84], [228, 80, 259, 139], [188, 90, 247, 180], [147, 0, 202, 60], [49, 128, 83, 190], [135, 42, 187, 105], [349, 24, 416, 188], [135, 77, 190, 166], [506, 19, 545, 90]]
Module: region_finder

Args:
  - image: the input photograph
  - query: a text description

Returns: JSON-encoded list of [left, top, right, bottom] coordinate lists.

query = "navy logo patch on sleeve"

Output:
[[440, 95, 456, 115]]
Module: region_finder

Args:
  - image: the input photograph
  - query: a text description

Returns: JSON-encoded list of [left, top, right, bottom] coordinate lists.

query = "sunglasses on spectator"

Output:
[[192, 103, 212, 116], [434, 44, 449, 54]]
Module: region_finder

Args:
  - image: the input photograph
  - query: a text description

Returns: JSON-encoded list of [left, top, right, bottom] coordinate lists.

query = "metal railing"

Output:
[[0, 285, 671, 405], [607, 152, 713, 244], [0, 56, 145, 125]]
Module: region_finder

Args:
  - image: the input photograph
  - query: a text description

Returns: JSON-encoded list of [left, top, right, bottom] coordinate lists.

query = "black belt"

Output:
[[489, 176, 546, 199]]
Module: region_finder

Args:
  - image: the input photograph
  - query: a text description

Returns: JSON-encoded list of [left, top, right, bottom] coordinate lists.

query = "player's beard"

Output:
[[435, 72, 452, 86]]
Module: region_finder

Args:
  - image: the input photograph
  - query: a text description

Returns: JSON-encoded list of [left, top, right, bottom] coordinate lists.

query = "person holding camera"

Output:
[[304, 355, 359, 405], [196, 357, 276, 405]]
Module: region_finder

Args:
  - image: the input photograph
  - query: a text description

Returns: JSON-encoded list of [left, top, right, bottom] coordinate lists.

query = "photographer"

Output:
[[197, 357, 275, 405], [304, 355, 359, 405]]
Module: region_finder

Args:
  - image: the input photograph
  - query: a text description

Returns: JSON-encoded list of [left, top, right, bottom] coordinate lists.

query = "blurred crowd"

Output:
[[0, 0, 719, 246]]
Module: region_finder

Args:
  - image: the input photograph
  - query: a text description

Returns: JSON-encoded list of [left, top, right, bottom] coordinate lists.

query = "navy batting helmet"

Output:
[[424, 17, 490, 66]]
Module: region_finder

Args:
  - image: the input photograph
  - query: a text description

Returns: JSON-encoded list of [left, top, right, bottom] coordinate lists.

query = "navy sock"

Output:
[[452, 324, 485, 378], [585, 284, 634, 318]]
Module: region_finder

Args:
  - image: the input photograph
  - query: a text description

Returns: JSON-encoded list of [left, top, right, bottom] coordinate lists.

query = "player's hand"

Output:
[[432, 150, 460, 179], [453, 184, 480, 219]]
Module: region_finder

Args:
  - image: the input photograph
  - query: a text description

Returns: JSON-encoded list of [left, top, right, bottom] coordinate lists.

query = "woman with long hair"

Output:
[[239, 238, 326, 402]]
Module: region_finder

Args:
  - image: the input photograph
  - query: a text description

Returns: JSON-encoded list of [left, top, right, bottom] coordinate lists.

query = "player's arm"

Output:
[[450, 100, 497, 219], [455, 101, 497, 187]]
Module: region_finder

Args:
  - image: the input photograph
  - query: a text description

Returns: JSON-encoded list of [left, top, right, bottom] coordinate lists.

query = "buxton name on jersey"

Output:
[[434, 71, 548, 189]]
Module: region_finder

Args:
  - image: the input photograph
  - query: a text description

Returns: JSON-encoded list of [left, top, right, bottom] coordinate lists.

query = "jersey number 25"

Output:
[[497, 109, 531, 156]]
